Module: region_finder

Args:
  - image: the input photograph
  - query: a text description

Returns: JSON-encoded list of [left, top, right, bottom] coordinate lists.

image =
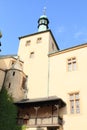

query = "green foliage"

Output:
[[0, 88, 22, 130], [22, 125, 26, 130]]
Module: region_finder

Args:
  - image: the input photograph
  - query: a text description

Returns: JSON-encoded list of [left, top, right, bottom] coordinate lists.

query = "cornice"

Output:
[[49, 43, 87, 57]]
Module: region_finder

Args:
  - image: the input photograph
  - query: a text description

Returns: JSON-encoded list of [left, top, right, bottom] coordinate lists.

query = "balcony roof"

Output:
[[15, 96, 66, 108]]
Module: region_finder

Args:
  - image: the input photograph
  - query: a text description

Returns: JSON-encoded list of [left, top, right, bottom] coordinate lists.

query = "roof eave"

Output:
[[15, 96, 66, 108]]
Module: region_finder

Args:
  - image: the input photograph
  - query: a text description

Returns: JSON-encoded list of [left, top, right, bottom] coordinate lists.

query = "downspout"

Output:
[[47, 55, 50, 97]]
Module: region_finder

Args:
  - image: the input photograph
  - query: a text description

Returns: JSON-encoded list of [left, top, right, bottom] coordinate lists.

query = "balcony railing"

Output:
[[17, 116, 63, 126]]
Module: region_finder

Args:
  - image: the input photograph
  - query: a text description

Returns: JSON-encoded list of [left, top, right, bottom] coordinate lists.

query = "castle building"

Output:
[[0, 12, 87, 130]]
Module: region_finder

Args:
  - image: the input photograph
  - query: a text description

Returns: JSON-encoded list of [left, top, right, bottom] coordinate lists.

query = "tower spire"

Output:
[[38, 8, 49, 32]]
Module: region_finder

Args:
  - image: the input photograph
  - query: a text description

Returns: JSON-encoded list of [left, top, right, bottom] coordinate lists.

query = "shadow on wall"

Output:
[[59, 105, 67, 115]]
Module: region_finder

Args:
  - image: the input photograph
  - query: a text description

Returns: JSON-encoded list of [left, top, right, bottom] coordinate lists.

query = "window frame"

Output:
[[67, 57, 77, 71], [37, 37, 42, 43], [30, 52, 35, 58], [69, 92, 80, 114], [25, 40, 31, 46]]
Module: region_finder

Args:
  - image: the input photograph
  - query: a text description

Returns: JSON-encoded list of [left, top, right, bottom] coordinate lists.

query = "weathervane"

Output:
[[43, 7, 46, 15]]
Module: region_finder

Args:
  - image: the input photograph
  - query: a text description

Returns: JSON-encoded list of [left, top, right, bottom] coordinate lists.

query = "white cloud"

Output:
[[74, 31, 84, 38], [74, 31, 87, 43], [57, 26, 65, 33]]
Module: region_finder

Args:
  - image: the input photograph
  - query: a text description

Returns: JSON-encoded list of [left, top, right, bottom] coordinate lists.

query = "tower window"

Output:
[[25, 40, 31, 46], [11, 60, 15, 65], [30, 52, 34, 58], [52, 43, 54, 50], [67, 57, 77, 71], [8, 83, 11, 88], [40, 19, 44, 24], [69, 92, 80, 114], [37, 37, 42, 43], [44, 20, 47, 24], [13, 71, 15, 76]]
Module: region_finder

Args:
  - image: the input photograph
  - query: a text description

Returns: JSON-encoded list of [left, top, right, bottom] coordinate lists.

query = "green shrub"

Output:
[[0, 87, 22, 130], [22, 125, 26, 130]]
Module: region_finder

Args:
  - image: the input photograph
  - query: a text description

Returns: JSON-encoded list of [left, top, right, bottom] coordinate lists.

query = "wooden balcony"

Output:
[[17, 116, 63, 126], [16, 96, 66, 127]]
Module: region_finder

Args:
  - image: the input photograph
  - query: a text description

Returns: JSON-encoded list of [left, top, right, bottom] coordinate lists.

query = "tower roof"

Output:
[[38, 8, 49, 32], [40, 14, 48, 19]]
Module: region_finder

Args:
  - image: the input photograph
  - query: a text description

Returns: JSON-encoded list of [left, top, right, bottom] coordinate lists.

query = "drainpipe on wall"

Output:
[[47, 56, 50, 97]]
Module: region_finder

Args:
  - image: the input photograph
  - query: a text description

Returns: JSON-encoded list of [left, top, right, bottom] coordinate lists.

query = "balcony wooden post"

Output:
[[52, 105, 53, 124], [55, 105, 59, 116], [55, 105, 59, 124], [34, 107, 40, 125]]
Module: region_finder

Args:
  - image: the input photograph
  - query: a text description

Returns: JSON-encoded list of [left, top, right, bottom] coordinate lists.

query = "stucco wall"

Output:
[[49, 46, 87, 130], [17, 30, 87, 130], [18, 32, 52, 99]]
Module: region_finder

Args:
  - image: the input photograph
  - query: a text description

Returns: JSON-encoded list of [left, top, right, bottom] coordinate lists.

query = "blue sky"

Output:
[[0, 0, 87, 55]]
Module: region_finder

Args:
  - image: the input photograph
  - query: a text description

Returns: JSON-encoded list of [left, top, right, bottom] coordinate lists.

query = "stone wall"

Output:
[[0, 69, 5, 91], [4, 69, 26, 101]]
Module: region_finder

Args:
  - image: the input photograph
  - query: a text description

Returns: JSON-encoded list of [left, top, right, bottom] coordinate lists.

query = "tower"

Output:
[[18, 11, 58, 99], [4, 57, 27, 101], [38, 8, 49, 32]]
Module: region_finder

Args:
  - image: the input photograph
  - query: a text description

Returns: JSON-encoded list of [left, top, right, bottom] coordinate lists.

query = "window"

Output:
[[8, 83, 11, 88], [13, 71, 15, 76], [67, 57, 77, 71], [69, 92, 80, 114], [37, 37, 42, 43], [40, 19, 44, 24], [44, 20, 47, 24], [52, 43, 54, 50], [30, 52, 34, 58], [25, 40, 31, 46], [11, 60, 15, 65]]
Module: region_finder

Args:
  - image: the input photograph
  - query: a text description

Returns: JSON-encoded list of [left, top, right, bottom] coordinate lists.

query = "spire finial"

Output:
[[43, 7, 46, 15]]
